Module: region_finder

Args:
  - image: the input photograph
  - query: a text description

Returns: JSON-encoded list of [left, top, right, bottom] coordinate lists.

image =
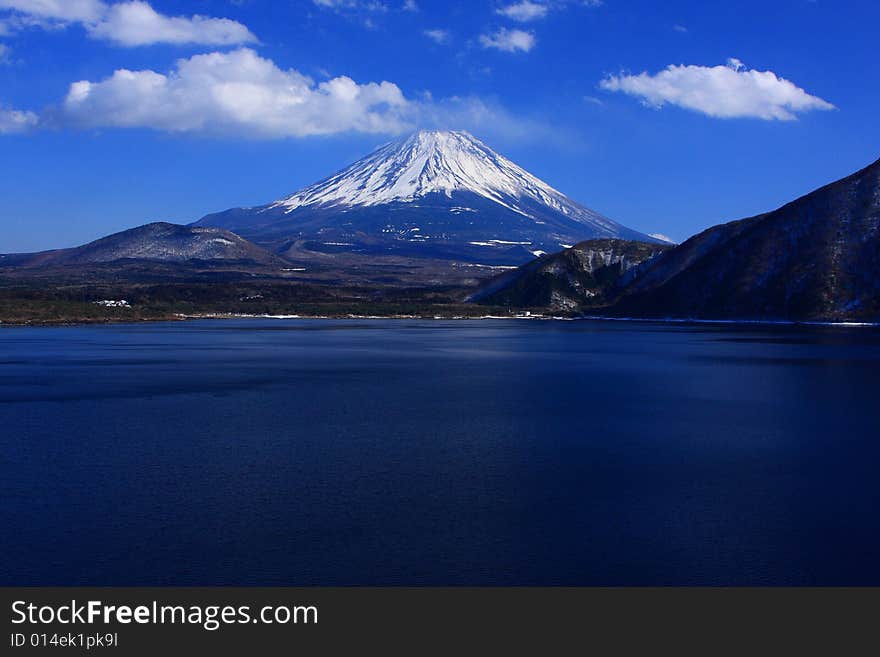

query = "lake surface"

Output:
[[2, 319, 879, 585]]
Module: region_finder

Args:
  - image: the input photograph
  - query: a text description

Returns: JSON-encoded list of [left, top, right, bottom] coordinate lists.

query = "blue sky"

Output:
[[1, 0, 878, 251]]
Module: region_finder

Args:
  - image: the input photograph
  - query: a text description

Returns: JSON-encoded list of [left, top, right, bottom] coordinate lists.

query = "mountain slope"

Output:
[[5, 223, 285, 268], [612, 157, 880, 321], [470, 239, 671, 310], [195, 130, 658, 264]]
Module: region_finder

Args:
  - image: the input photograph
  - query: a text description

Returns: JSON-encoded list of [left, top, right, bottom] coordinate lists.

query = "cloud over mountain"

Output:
[[60, 48, 411, 138], [53, 47, 536, 140]]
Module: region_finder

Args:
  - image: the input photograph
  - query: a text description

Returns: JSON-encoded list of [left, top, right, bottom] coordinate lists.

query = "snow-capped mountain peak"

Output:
[[195, 129, 660, 265], [269, 130, 610, 228]]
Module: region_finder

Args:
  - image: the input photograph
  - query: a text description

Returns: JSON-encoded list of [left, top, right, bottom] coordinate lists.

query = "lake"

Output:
[[2, 318, 879, 585]]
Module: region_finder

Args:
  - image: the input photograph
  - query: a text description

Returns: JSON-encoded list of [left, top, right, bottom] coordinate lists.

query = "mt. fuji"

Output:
[[195, 131, 658, 265]]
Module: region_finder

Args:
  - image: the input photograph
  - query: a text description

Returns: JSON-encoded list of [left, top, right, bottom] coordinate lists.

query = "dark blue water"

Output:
[[2, 319, 879, 585]]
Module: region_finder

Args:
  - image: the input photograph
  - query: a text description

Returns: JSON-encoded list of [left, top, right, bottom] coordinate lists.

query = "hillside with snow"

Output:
[[195, 130, 658, 264], [4, 223, 284, 268]]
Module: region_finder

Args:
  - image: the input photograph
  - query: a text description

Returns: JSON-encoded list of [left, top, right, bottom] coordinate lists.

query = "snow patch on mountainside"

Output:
[[267, 130, 618, 231]]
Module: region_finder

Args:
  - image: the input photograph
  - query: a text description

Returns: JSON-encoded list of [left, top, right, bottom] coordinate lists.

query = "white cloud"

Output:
[[311, 0, 390, 29], [0, 104, 38, 133], [89, 1, 257, 46], [46, 48, 538, 142], [312, 0, 388, 10], [494, 1, 601, 22], [402, 0, 417, 10], [59, 48, 413, 138], [0, 0, 105, 23], [414, 95, 547, 142], [600, 59, 835, 120], [0, 0, 256, 46], [423, 28, 449, 44], [497, 1, 548, 22], [479, 28, 535, 53], [673, 24, 688, 33], [0, 42, 9, 62]]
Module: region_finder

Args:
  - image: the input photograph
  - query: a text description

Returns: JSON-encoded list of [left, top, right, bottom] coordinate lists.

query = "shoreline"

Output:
[[580, 315, 880, 328], [199, 312, 880, 327], [3, 311, 877, 329]]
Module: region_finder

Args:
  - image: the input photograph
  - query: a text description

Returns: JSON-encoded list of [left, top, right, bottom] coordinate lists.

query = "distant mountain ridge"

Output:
[[7, 139, 875, 323], [2, 223, 284, 268], [481, 156, 880, 322], [195, 130, 659, 264], [613, 156, 880, 321]]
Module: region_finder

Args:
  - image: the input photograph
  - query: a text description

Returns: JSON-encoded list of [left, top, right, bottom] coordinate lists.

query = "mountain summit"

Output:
[[195, 130, 658, 265], [269, 130, 617, 219]]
